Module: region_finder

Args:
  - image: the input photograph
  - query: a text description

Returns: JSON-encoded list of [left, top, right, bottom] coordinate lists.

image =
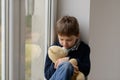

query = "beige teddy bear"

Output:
[[48, 46, 85, 80]]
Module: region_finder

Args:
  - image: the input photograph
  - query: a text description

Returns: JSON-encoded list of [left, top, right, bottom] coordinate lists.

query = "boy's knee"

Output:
[[63, 62, 72, 66], [61, 62, 73, 71]]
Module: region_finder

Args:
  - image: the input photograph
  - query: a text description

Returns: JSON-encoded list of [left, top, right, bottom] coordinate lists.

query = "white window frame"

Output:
[[1, 0, 9, 80], [45, 0, 57, 47], [44, 1, 57, 79], [1, 0, 57, 80], [2, 0, 25, 80]]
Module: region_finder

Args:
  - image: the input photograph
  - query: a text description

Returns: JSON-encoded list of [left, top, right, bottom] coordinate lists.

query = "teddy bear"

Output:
[[48, 45, 85, 80]]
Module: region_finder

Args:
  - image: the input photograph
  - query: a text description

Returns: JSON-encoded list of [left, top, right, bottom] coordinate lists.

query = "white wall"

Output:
[[89, 0, 120, 80], [57, 0, 90, 44]]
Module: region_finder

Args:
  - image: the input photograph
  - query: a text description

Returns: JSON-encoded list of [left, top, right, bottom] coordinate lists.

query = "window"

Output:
[[1, 0, 57, 80], [25, 0, 45, 79]]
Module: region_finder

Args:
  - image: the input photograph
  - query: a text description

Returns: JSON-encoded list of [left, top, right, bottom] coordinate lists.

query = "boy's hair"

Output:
[[56, 16, 80, 36]]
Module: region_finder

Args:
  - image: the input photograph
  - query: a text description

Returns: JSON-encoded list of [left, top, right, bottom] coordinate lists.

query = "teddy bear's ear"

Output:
[[48, 46, 68, 63]]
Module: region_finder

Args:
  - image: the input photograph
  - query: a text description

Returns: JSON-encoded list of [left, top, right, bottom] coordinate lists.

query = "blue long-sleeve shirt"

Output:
[[44, 40, 91, 80]]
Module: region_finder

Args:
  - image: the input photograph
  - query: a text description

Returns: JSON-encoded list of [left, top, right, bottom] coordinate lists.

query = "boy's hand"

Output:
[[71, 64, 79, 74], [69, 59, 79, 73], [54, 57, 69, 69]]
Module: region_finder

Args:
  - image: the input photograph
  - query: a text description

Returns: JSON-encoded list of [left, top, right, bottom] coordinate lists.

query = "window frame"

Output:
[[1, 0, 9, 79], [1, 0, 25, 80], [45, 0, 57, 57]]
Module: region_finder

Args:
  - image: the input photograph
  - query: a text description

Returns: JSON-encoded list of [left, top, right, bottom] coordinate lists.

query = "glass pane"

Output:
[[25, 0, 45, 80]]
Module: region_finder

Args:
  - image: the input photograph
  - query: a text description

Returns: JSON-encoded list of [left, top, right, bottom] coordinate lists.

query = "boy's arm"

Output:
[[44, 42, 61, 79], [44, 53, 56, 79], [77, 45, 90, 77]]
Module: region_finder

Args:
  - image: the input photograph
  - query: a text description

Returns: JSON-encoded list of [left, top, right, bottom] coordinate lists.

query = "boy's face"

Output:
[[58, 34, 79, 49]]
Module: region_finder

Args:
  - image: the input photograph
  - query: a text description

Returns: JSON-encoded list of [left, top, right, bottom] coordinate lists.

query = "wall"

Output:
[[89, 0, 120, 80], [57, 0, 90, 44]]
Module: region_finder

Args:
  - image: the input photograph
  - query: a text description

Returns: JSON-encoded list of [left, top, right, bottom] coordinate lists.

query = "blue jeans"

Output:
[[50, 62, 74, 80]]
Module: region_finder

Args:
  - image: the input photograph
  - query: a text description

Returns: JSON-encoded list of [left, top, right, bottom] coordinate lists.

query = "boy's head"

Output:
[[56, 16, 80, 49], [56, 16, 80, 36]]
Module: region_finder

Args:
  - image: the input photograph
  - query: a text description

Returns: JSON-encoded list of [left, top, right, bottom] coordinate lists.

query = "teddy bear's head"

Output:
[[48, 46, 68, 63]]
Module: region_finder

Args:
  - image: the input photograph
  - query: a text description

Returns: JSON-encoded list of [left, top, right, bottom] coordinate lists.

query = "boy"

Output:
[[44, 16, 90, 80]]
